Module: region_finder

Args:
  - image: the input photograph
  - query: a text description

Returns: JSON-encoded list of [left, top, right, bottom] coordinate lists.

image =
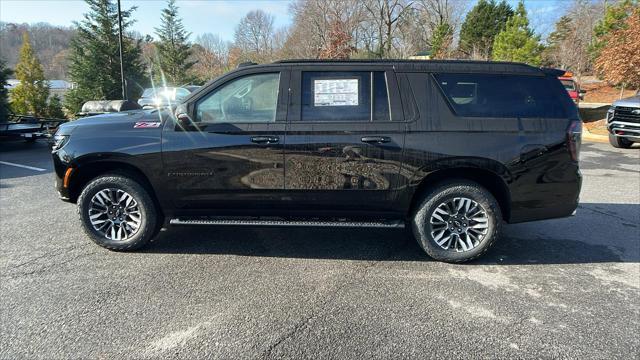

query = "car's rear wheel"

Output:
[[609, 134, 633, 148], [412, 181, 502, 263], [77, 174, 157, 251]]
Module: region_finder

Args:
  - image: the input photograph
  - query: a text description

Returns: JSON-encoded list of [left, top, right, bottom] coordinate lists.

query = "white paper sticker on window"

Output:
[[314, 79, 359, 106]]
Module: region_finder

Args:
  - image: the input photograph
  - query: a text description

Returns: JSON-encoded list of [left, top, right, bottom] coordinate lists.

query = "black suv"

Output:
[[52, 60, 582, 263]]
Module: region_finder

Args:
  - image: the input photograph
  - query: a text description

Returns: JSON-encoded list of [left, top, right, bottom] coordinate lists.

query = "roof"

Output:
[[264, 59, 548, 75]]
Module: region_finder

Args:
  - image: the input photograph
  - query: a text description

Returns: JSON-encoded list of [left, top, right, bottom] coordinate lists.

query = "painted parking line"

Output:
[[0, 161, 47, 172]]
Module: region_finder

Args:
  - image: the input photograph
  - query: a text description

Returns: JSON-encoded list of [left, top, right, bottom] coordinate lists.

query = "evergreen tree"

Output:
[[154, 0, 195, 85], [492, 1, 543, 66], [431, 23, 454, 59], [542, 16, 573, 67], [459, 0, 514, 59], [46, 95, 66, 119], [0, 60, 12, 121], [10, 32, 50, 117], [65, 0, 147, 113]]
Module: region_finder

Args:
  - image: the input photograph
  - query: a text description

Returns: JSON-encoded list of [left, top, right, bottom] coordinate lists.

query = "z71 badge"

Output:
[[134, 122, 162, 129]]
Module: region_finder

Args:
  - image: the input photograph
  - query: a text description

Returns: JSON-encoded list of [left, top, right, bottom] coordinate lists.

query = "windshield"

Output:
[[561, 80, 576, 91]]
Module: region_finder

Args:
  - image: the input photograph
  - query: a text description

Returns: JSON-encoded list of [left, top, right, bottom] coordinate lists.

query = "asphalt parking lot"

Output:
[[1, 139, 638, 359]]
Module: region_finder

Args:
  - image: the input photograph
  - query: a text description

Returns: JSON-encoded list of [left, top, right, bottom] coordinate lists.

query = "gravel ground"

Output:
[[0, 140, 638, 359]]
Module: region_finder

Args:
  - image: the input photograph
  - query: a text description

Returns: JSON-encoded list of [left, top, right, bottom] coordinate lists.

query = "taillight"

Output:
[[567, 120, 582, 161]]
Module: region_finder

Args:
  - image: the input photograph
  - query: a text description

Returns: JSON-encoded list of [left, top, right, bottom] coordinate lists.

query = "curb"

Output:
[[582, 129, 609, 143]]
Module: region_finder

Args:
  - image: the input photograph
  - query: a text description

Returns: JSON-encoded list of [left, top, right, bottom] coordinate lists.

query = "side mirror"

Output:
[[174, 104, 194, 130]]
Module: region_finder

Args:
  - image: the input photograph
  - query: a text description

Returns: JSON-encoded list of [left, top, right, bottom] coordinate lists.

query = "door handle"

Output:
[[251, 136, 279, 144], [361, 136, 391, 144]]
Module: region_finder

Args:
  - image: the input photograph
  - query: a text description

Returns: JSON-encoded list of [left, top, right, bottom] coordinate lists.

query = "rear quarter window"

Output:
[[434, 73, 566, 118]]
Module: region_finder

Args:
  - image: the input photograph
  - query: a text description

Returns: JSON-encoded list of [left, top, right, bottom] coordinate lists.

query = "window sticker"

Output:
[[314, 79, 359, 106]]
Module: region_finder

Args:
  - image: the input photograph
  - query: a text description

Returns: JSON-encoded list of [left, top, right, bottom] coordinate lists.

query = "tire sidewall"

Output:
[[609, 134, 633, 148], [412, 182, 501, 263], [78, 175, 156, 250]]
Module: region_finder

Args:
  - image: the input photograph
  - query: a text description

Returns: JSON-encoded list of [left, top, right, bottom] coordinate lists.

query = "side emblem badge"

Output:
[[134, 122, 162, 129]]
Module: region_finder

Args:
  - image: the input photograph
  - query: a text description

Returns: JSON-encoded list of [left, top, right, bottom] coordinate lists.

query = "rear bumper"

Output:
[[508, 167, 582, 224]]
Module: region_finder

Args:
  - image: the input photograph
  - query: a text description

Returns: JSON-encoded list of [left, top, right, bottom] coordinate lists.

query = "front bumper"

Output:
[[608, 120, 640, 141], [608, 106, 640, 141], [52, 149, 73, 202]]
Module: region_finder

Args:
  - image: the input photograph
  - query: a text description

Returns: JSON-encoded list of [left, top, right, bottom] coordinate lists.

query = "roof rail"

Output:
[[237, 62, 258, 68]]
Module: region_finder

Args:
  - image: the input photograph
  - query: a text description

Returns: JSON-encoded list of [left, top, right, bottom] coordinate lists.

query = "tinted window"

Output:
[[435, 73, 566, 118], [301, 71, 390, 121], [196, 73, 279, 123], [373, 72, 390, 121]]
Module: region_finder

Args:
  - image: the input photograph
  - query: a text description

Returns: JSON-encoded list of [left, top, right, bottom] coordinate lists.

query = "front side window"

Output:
[[435, 73, 566, 118], [301, 71, 390, 121], [196, 73, 280, 123]]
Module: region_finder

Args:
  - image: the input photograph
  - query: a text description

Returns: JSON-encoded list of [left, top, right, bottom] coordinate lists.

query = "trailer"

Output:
[[0, 114, 68, 142]]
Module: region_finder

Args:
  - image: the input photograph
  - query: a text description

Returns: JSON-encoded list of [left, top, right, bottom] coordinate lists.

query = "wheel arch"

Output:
[[407, 167, 512, 222], [68, 159, 164, 223]]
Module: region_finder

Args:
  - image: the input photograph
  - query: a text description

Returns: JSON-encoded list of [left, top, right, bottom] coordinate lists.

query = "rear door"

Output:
[[283, 65, 406, 216], [162, 68, 290, 212]]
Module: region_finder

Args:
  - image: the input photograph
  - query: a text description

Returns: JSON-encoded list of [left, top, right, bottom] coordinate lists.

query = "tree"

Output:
[[10, 32, 50, 117], [590, 0, 638, 61], [46, 94, 66, 119], [319, 21, 355, 59], [459, 0, 513, 59], [543, 0, 602, 81], [154, 0, 195, 85], [0, 60, 12, 120], [191, 33, 231, 82], [65, 0, 146, 113], [492, 1, 543, 66], [234, 10, 276, 62], [430, 22, 453, 59], [595, 7, 640, 90], [362, 0, 413, 58]]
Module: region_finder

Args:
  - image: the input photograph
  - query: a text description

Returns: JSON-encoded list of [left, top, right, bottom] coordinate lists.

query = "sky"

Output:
[[0, 0, 566, 41]]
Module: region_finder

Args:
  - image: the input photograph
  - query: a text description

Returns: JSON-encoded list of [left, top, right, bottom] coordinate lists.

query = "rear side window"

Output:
[[301, 71, 390, 121], [434, 73, 566, 118]]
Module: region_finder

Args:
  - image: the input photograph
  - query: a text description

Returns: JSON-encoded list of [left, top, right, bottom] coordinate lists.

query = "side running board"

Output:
[[169, 218, 405, 228]]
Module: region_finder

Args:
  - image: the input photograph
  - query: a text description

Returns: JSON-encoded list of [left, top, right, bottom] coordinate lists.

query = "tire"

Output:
[[77, 174, 157, 251], [609, 134, 633, 148], [411, 180, 502, 263]]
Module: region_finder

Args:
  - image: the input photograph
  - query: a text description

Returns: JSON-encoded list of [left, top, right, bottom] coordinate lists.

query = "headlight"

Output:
[[607, 107, 615, 122], [52, 134, 69, 150]]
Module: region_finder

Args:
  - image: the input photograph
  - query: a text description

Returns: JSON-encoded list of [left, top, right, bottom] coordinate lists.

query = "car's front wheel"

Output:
[[412, 180, 502, 263], [77, 174, 157, 251]]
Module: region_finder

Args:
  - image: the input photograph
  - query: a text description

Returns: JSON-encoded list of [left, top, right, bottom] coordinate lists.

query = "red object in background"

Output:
[[559, 72, 581, 104]]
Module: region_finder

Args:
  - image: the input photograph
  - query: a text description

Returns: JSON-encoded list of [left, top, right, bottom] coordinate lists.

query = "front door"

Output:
[[162, 70, 290, 213], [283, 67, 406, 216]]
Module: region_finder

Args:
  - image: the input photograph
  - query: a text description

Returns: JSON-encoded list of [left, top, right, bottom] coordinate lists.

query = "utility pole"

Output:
[[117, 0, 126, 100]]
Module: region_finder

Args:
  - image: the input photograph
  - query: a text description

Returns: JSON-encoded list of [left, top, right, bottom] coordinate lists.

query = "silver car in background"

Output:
[[137, 86, 200, 109], [607, 93, 640, 148]]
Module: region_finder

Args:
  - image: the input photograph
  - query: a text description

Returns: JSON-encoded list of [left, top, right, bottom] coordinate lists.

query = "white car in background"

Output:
[[137, 86, 200, 109]]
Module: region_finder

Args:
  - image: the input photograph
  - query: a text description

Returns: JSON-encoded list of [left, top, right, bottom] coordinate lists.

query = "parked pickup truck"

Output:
[[607, 93, 640, 148], [51, 60, 582, 263]]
